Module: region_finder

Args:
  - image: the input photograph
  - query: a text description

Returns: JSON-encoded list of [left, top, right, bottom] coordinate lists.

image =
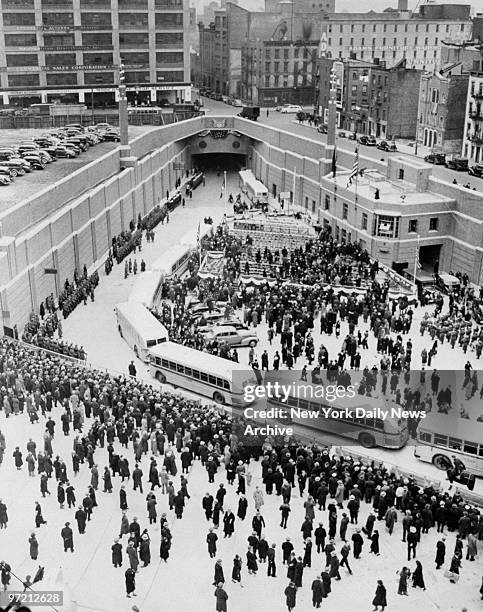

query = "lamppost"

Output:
[[118, 61, 128, 148]]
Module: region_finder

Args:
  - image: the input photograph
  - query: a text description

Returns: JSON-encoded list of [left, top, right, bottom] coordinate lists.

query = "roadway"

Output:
[[199, 94, 483, 192]]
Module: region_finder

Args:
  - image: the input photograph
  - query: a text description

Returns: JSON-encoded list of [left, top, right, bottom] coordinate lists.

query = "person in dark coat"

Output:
[[435, 538, 446, 569], [75, 506, 87, 534], [139, 532, 151, 567], [125, 567, 136, 597], [160, 533, 171, 562], [57, 483, 65, 508], [231, 555, 242, 583], [61, 522, 74, 552], [284, 581, 297, 611], [112, 538, 123, 567], [213, 559, 225, 585], [223, 510, 235, 538], [35, 502, 46, 528], [372, 579, 387, 611], [294, 557, 304, 587], [370, 530, 380, 555], [120, 485, 128, 510], [311, 575, 324, 608], [29, 533, 39, 560], [412, 560, 425, 590], [237, 495, 248, 520], [352, 529, 364, 558], [214, 583, 228, 612], [246, 549, 258, 574], [207, 528, 218, 558], [321, 570, 331, 597], [103, 467, 113, 493]]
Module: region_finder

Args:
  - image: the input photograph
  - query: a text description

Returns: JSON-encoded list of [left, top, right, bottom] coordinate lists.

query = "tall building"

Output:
[[417, 65, 469, 153], [0, 0, 191, 108], [462, 73, 483, 164], [317, 57, 420, 139], [197, 0, 335, 98], [320, 3, 472, 72]]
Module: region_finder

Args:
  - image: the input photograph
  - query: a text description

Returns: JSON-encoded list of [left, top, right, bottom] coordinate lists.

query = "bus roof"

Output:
[[128, 271, 162, 307], [239, 170, 268, 195], [417, 411, 483, 440], [115, 301, 168, 339], [149, 341, 250, 378], [151, 243, 192, 274]]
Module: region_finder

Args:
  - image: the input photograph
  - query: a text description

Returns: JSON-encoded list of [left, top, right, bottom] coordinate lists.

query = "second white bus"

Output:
[[115, 301, 169, 362], [149, 341, 256, 406], [151, 243, 193, 280]]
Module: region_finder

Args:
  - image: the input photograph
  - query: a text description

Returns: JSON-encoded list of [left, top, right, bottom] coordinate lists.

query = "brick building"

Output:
[[462, 73, 483, 164], [317, 57, 420, 139]]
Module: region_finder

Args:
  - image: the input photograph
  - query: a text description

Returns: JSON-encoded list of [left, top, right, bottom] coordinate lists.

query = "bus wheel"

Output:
[[155, 372, 166, 384], [248, 340, 257, 348], [358, 432, 375, 448], [432, 454, 451, 471], [213, 391, 225, 404]]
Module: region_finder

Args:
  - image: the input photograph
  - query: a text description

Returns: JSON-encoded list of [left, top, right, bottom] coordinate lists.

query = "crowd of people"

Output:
[[0, 332, 482, 610]]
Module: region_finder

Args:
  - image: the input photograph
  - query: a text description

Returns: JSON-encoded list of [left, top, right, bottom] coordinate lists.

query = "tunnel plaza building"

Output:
[[0, 114, 482, 334]]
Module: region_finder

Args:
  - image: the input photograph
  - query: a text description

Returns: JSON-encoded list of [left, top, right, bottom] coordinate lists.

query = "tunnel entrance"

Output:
[[192, 153, 247, 173]]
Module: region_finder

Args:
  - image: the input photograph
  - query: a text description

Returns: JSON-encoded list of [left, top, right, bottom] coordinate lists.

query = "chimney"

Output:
[[398, 0, 408, 11]]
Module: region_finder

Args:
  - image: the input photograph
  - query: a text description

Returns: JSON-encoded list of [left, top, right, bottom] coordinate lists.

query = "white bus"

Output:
[[151, 243, 193, 279], [115, 301, 169, 362], [239, 170, 268, 205], [128, 271, 163, 308], [149, 341, 256, 406], [267, 386, 409, 449], [414, 412, 483, 477]]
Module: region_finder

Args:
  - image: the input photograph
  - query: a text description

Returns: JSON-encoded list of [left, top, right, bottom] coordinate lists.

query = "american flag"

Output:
[[347, 148, 359, 187]]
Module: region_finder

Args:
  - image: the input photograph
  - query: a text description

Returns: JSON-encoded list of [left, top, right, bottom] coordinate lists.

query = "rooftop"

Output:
[[328, 168, 453, 206]]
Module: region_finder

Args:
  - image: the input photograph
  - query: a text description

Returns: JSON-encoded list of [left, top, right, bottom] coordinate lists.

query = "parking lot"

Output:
[[0, 125, 148, 216]]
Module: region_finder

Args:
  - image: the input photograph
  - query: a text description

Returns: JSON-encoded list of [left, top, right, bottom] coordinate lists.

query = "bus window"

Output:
[[177, 364, 184, 373], [162, 358, 169, 368], [192, 369, 200, 379], [223, 380, 230, 390], [463, 441, 478, 455], [147, 339, 157, 347], [168, 361, 176, 370], [374, 419, 384, 430], [299, 398, 309, 410], [185, 367, 192, 376], [434, 434, 448, 446], [157, 338, 166, 344], [478, 445, 483, 457], [208, 375, 217, 385], [419, 431, 432, 443], [448, 437, 462, 450], [200, 372, 208, 382]]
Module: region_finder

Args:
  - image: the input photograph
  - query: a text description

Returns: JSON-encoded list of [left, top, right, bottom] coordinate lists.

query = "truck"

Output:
[[238, 106, 260, 121]]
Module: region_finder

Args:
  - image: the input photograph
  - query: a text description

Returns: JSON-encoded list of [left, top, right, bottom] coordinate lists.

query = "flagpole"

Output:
[[413, 233, 420, 283], [292, 166, 296, 215], [224, 171, 227, 217]]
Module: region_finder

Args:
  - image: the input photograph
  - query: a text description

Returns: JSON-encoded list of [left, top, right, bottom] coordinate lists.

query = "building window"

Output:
[[84, 72, 114, 84], [274, 49, 280, 59], [119, 33, 148, 47], [283, 48, 289, 59], [124, 71, 150, 83], [342, 202, 348, 219], [283, 62, 289, 73], [81, 13, 112, 27], [8, 73, 40, 87], [82, 33, 112, 47], [324, 194, 330, 210], [3, 13, 36, 26], [408, 219, 418, 233], [4, 33, 37, 47], [83, 52, 113, 64], [429, 217, 439, 231], [376, 216, 398, 238], [398, 168, 405, 180], [119, 13, 149, 28], [274, 62, 279, 72], [155, 32, 183, 47], [156, 70, 183, 82], [156, 51, 183, 65], [155, 12, 183, 28], [42, 12, 74, 25], [265, 62, 270, 72], [45, 53, 76, 66], [6, 54, 38, 67], [46, 73, 77, 85], [43, 33, 74, 47], [362, 213, 368, 230]]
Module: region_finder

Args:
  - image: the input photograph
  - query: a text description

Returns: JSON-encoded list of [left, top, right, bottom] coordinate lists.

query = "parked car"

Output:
[[53, 146, 76, 159], [205, 326, 258, 348], [65, 137, 88, 151], [317, 124, 328, 134], [1, 159, 28, 176], [238, 106, 260, 121], [424, 153, 446, 165], [103, 130, 121, 142], [348, 132, 357, 140], [22, 154, 45, 170], [197, 319, 248, 334], [445, 158, 469, 171], [338, 131, 347, 138], [468, 163, 483, 177], [377, 140, 397, 152], [358, 135, 377, 146], [232, 99, 243, 107], [0, 166, 14, 179], [0, 174, 11, 186], [281, 104, 303, 113]]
